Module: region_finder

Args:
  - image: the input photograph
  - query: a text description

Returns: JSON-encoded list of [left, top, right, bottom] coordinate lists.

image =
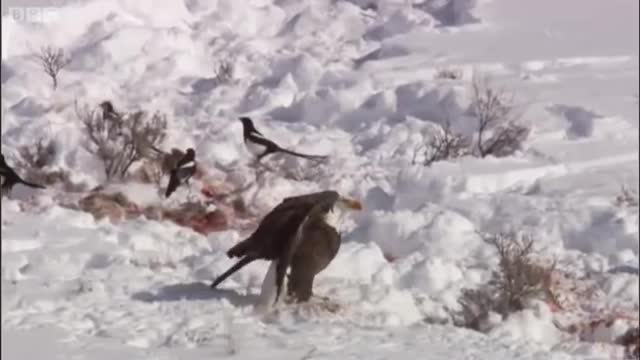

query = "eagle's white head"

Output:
[[324, 196, 363, 230]]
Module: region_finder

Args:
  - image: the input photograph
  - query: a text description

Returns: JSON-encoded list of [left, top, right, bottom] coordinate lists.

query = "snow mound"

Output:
[[2, 0, 638, 358]]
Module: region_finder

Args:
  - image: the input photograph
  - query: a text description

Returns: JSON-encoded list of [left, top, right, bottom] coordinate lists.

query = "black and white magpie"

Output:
[[239, 117, 328, 162], [98, 100, 121, 122], [164, 148, 196, 198], [1, 154, 46, 197]]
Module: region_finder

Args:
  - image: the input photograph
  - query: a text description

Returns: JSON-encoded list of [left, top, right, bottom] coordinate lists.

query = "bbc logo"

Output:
[[3, 7, 62, 60], [7, 7, 61, 23]]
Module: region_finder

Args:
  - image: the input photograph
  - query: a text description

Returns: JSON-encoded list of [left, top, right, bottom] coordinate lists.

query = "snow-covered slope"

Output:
[[2, 0, 638, 359]]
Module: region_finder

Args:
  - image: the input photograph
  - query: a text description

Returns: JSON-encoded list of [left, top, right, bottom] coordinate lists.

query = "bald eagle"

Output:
[[210, 190, 362, 305]]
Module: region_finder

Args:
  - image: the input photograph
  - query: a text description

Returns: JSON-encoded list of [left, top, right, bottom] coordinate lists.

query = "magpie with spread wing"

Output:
[[164, 148, 196, 198]]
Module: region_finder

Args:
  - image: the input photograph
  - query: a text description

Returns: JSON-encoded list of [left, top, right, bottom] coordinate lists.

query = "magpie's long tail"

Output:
[[210, 255, 257, 289], [18, 178, 46, 189], [277, 147, 328, 161]]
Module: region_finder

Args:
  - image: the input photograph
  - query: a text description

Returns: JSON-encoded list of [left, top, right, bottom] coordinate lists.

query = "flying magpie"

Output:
[[239, 117, 328, 162], [1, 154, 46, 197], [164, 148, 196, 198]]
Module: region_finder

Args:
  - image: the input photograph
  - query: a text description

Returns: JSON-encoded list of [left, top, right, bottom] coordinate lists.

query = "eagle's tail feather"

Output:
[[210, 255, 256, 289], [19, 179, 46, 189]]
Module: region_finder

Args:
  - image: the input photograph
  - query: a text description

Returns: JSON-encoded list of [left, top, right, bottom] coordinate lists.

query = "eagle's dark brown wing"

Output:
[[280, 190, 339, 209], [226, 190, 339, 259], [215, 191, 340, 303], [211, 203, 309, 290]]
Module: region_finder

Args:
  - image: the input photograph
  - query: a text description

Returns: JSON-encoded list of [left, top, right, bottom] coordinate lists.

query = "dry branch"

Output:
[[75, 100, 167, 181], [469, 75, 529, 158], [35, 45, 70, 90]]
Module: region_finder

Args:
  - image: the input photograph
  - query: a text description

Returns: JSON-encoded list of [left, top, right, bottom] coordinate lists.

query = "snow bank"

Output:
[[1, 0, 638, 358], [490, 301, 565, 347]]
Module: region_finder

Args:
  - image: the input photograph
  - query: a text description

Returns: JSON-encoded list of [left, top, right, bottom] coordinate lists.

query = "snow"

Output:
[[1, 0, 638, 359]]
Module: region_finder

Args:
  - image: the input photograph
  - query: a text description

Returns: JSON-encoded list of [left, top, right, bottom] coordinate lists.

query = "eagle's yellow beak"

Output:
[[342, 198, 363, 211]]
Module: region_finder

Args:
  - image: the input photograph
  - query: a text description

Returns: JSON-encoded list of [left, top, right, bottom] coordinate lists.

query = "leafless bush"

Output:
[[455, 231, 555, 331], [213, 60, 234, 86], [75, 100, 168, 181], [15, 138, 85, 192], [35, 45, 71, 90], [435, 67, 463, 80], [410, 74, 530, 167], [412, 120, 471, 166], [129, 148, 192, 186], [128, 159, 164, 186], [18, 137, 56, 169], [469, 75, 530, 158], [278, 161, 329, 182], [455, 288, 498, 332], [615, 185, 639, 208]]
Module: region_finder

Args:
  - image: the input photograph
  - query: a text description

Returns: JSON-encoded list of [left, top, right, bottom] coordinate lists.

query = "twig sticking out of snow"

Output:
[[469, 74, 530, 158], [14, 138, 83, 192], [411, 75, 530, 167], [412, 119, 470, 166], [455, 231, 555, 331], [615, 185, 639, 208], [213, 60, 234, 86], [75, 100, 167, 182], [34, 45, 71, 90], [299, 346, 318, 360]]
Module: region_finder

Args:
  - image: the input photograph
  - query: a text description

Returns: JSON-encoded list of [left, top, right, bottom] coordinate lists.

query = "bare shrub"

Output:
[[409, 74, 530, 167], [213, 60, 234, 86], [412, 120, 471, 166], [455, 231, 556, 331], [18, 137, 56, 169], [35, 45, 71, 90], [15, 138, 84, 192], [615, 185, 639, 208], [75, 100, 168, 181], [469, 75, 530, 158], [278, 161, 328, 182], [128, 147, 194, 186], [435, 67, 463, 80], [128, 159, 164, 186], [482, 231, 556, 309]]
